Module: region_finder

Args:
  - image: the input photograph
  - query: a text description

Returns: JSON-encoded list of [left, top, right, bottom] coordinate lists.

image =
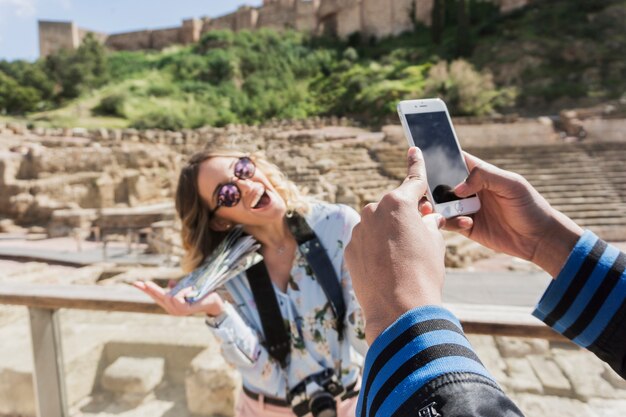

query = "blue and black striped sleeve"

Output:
[[533, 230, 626, 378], [356, 305, 523, 417]]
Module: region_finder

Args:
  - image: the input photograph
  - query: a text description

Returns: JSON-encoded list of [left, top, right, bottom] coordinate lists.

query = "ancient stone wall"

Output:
[[207, 13, 237, 31], [295, 0, 321, 32], [2, 112, 625, 238], [318, 0, 362, 38], [37, 0, 540, 55], [151, 27, 182, 50], [257, 3, 297, 30], [361, 0, 415, 38], [234, 7, 259, 31], [38, 21, 79, 57], [414, 0, 434, 27], [106, 30, 153, 51], [181, 19, 202, 44], [77, 28, 108, 45]]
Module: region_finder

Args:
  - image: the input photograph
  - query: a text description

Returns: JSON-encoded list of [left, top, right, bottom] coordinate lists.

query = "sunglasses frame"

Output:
[[209, 156, 256, 216]]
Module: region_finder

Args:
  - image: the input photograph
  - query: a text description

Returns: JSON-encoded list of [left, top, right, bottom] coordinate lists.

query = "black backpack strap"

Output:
[[245, 261, 290, 368], [287, 214, 346, 340]]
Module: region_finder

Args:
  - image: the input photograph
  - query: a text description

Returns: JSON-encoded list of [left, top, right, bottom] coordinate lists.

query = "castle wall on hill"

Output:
[[38, 0, 536, 56], [317, 0, 361, 38], [361, 0, 416, 39], [257, 3, 297, 30], [295, 0, 320, 32], [234, 7, 259, 31], [105, 30, 153, 51], [150, 27, 182, 50], [208, 13, 237, 31], [39, 21, 79, 57], [181, 19, 202, 44]]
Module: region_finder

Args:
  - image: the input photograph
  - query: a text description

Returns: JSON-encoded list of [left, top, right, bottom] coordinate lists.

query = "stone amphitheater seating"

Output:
[[372, 142, 626, 241]]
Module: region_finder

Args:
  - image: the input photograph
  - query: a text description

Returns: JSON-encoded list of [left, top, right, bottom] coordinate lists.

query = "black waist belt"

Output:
[[242, 379, 359, 408]]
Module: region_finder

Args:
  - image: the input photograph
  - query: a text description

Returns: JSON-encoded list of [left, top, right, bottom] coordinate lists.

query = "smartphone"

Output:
[[397, 98, 480, 218]]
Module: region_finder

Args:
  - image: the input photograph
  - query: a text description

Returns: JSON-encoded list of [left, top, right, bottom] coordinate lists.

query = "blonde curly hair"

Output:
[[175, 147, 310, 273]]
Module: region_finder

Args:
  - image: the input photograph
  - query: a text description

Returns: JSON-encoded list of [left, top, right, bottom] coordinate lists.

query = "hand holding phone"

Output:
[[397, 98, 481, 218]]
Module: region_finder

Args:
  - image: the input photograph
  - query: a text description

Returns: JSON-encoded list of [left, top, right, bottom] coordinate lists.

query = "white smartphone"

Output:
[[397, 98, 480, 218]]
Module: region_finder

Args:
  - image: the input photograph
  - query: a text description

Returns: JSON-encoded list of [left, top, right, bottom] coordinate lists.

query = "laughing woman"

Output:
[[134, 148, 367, 417]]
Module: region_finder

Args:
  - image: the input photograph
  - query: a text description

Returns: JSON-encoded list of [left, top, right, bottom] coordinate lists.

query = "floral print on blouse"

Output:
[[207, 202, 367, 399]]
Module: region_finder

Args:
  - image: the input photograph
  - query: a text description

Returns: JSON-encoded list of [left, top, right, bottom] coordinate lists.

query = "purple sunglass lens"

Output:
[[217, 184, 241, 207], [234, 157, 255, 179]]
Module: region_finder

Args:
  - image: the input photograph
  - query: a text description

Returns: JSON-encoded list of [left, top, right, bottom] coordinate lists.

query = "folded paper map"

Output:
[[170, 226, 262, 304]]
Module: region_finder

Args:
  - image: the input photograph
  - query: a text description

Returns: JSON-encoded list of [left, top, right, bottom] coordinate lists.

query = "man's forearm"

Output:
[[357, 306, 524, 417], [532, 208, 584, 278], [534, 230, 626, 378]]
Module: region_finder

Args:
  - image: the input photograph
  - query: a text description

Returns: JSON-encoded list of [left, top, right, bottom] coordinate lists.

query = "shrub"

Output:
[[131, 109, 186, 131], [0, 71, 42, 113], [202, 50, 238, 84], [423, 59, 516, 115], [93, 93, 127, 117], [195, 30, 235, 54], [45, 33, 109, 99], [342, 47, 359, 62]]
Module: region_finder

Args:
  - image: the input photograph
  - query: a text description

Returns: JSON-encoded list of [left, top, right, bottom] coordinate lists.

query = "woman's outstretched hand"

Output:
[[133, 281, 225, 317]]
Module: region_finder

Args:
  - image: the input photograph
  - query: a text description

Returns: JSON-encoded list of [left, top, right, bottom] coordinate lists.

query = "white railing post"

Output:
[[29, 307, 68, 417]]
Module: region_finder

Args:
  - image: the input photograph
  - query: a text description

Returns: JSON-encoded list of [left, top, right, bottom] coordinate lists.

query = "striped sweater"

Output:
[[357, 230, 626, 417]]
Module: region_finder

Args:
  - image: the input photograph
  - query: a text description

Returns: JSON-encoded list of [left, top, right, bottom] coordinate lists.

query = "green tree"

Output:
[[0, 60, 54, 101], [45, 33, 109, 99], [432, 0, 446, 44], [0, 71, 41, 113], [456, 0, 471, 56]]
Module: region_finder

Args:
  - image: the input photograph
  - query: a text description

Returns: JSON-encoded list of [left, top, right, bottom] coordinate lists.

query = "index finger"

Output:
[[462, 151, 486, 171]]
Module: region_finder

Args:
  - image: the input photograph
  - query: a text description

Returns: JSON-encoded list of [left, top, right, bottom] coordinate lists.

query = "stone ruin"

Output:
[[1, 106, 626, 266], [38, 0, 541, 57], [1, 109, 626, 416]]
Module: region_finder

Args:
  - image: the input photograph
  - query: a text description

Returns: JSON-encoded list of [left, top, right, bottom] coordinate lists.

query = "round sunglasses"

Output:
[[210, 157, 256, 215]]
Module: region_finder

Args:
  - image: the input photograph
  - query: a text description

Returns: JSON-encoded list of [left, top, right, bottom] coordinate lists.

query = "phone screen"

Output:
[[405, 111, 468, 204]]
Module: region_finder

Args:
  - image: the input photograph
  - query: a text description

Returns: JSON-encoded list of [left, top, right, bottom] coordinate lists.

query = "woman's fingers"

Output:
[[134, 281, 172, 312], [142, 281, 168, 299], [134, 281, 198, 316], [443, 216, 474, 236], [135, 281, 181, 314], [418, 197, 433, 215]]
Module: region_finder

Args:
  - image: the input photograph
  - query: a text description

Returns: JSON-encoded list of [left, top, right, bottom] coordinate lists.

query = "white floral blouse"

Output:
[[208, 202, 368, 399]]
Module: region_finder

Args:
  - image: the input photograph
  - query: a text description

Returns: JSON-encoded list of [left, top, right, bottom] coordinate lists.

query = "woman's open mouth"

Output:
[[251, 190, 271, 210]]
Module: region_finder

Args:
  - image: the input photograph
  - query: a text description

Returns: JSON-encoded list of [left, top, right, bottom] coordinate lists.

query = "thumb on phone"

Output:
[[454, 152, 520, 198], [399, 147, 428, 199], [423, 213, 446, 232]]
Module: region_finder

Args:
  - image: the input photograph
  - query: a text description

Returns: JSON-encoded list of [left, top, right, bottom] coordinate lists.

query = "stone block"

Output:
[[496, 336, 549, 358], [101, 356, 165, 395], [602, 363, 626, 390], [185, 348, 241, 417], [511, 393, 595, 417], [553, 348, 621, 401], [0, 368, 36, 417], [466, 334, 508, 383], [527, 355, 571, 396], [504, 358, 543, 394], [0, 218, 25, 234], [314, 158, 337, 173], [586, 399, 626, 417]]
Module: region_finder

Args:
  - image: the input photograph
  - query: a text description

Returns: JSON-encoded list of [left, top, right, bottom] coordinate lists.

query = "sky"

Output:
[[0, 0, 263, 61]]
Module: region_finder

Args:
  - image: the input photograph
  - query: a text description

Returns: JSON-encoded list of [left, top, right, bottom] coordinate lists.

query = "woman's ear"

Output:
[[209, 216, 233, 232]]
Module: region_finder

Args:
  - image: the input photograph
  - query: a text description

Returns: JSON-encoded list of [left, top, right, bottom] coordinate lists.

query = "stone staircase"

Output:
[[372, 142, 626, 241], [275, 142, 400, 205]]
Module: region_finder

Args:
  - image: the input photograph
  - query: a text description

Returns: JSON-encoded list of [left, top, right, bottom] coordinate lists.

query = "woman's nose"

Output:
[[235, 178, 256, 194]]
